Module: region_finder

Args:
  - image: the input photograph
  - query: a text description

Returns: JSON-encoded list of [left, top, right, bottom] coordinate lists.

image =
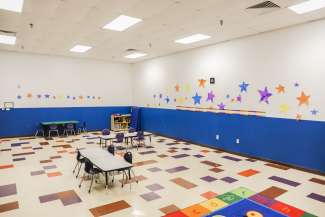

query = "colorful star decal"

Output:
[[311, 109, 319, 115], [44, 94, 50, 99], [236, 95, 242, 103], [296, 113, 302, 121], [217, 103, 226, 110], [17, 95, 22, 99], [92, 96, 95, 99], [67, 95, 70, 99], [73, 96, 76, 100], [206, 91, 215, 102], [159, 93, 163, 99], [226, 94, 230, 99], [53, 96, 56, 99], [87, 96, 91, 99], [27, 93, 32, 98], [294, 82, 299, 87], [165, 96, 170, 104], [239, 82, 249, 92], [192, 93, 202, 105], [198, 79, 206, 88], [37, 94, 42, 99], [79, 96, 83, 100], [175, 84, 180, 92], [258, 87, 272, 104], [276, 85, 285, 94], [297, 91, 310, 106], [279, 104, 289, 113], [153, 94, 156, 98]]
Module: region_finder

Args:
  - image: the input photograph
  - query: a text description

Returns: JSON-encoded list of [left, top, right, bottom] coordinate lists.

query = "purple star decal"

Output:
[[73, 96, 76, 100], [44, 94, 50, 99], [311, 109, 319, 115], [153, 94, 156, 98], [258, 87, 272, 104], [159, 93, 163, 99], [92, 96, 95, 99], [217, 103, 226, 110], [294, 82, 299, 87], [206, 91, 215, 102], [17, 95, 22, 99], [236, 94, 242, 103], [37, 94, 42, 99]]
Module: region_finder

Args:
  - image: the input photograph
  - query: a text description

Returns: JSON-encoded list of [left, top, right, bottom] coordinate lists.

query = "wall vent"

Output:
[[247, 1, 280, 9]]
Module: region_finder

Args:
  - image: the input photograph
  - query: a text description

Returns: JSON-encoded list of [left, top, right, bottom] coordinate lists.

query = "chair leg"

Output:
[[76, 163, 82, 178], [88, 175, 94, 193], [131, 169, 138, 184], [73, 161, 79, 173], [35, 130, 38, 137], [79, 172, 85, 188]]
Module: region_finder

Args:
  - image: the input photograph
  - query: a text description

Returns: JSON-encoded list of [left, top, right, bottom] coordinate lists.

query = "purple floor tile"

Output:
[[139, 150, 157, 155], [201, 176, 217, 182], [166, 166, 189, 173], [140, 192, 161, 201], [86, 142, 95, 144], [43, 165, 57, 170], [146, 184, 164, 191], [0, 184, 17, 197], [147, 167, 162, 172], [307, 193, 325, 203], [222, 156, 242, 162], [11, 142, 29, 147], [220, 177, 238, 183], [31, 170, 46, 176], [193, 154, 205, 158], [269, 176, 301, 187], [182, 148, 191, 151], [172, 154, 190, 159], [39, 193, 59, 203], [58, 191, 82, 206], [13, 157, 26, 161]]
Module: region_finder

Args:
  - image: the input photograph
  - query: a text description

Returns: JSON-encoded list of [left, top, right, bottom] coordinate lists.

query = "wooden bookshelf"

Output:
[[110, 114, 131, 131]]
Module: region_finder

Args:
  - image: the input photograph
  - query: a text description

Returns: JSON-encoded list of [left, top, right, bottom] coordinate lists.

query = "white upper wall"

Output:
[[132, 19, 325, 121], [0, 51, 133, 108]]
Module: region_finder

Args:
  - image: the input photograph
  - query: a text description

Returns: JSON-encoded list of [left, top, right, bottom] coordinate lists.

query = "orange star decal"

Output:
[[296, 113, 302, 121], [79, 96, 83, 100], [27, 93, 32, 98], [276, 85, 285, 94], [175, 84, 180, 92], [297, 91, 310, 106], [198, 79, 206, 88]]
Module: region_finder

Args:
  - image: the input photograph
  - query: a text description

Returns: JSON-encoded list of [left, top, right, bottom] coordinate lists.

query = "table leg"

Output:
[[99, 138, 102, 147], [105, 172, 108, 189], [149, 135, 152, 144]]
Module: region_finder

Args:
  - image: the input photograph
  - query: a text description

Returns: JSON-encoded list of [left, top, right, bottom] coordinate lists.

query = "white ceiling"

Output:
[[0, 0, 325, 63]]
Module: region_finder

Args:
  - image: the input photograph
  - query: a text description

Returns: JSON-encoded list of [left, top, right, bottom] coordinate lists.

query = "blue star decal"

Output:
[[44, 94, 50, 99], [165, 96, 170, 104], [239, 82, 249, 92], [192, 92, 202, 105], [311, 109, 319, 115]]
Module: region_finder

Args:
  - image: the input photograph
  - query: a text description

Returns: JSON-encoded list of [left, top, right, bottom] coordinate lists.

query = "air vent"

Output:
[[247, 1, 280, 9]]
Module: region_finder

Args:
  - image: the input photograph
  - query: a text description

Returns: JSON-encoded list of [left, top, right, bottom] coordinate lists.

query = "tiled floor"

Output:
[[0, 133, 324, 216]]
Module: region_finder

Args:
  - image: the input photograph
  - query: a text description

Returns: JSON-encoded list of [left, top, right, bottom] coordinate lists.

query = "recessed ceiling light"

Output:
[[103, 15, 142, 31], [289, 0, 325, 14], [0, 35, 16, 45], [70, 45, 92, 53], [175, 34, 211, 44], [125, 52, 147, 59], [0, 0, 24, 13]]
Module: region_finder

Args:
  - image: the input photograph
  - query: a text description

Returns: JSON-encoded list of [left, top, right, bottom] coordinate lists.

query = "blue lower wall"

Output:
[[0, 106, 130, 137], [140, 107, 325, 173]]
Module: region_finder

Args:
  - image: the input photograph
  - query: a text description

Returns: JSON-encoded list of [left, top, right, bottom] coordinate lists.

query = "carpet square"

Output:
[[201, 191, 218, 200], [238, 169, 260, 177], [140, 192, 161, 201], [146, 184, 164, 191], [220, 176, 238, 183], [200, 176, 217, 182], [0, 184, 17, 198]]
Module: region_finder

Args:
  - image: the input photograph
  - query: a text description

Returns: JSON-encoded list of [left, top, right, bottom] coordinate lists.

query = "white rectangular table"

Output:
[[99, 132, 153, 148], [79, 148, 132, 187]]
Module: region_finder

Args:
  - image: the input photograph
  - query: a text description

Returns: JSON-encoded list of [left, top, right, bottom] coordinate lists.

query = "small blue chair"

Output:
[[63, 123, 75, 136], [113, 133, 125, 151], [35, 124, 45, 137]]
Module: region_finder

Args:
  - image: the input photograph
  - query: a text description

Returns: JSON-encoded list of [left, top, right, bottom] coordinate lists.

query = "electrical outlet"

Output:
[[236, 138, 240, 144], [216, 134, 220, 140]]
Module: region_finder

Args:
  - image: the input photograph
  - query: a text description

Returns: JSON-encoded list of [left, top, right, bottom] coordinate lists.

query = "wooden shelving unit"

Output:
[[110, 114, 131, 131]]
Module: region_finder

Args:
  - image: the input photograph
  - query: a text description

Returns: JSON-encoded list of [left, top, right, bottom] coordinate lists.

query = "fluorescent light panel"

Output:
[[0, 0, 24, 12], [289, 0, 325, 14], [0, 35, 16, 45], [125, 52, 147, 59], [175, 34, 211, 44], [70, 45, 92, 53], [103, 15, 142, 31]]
